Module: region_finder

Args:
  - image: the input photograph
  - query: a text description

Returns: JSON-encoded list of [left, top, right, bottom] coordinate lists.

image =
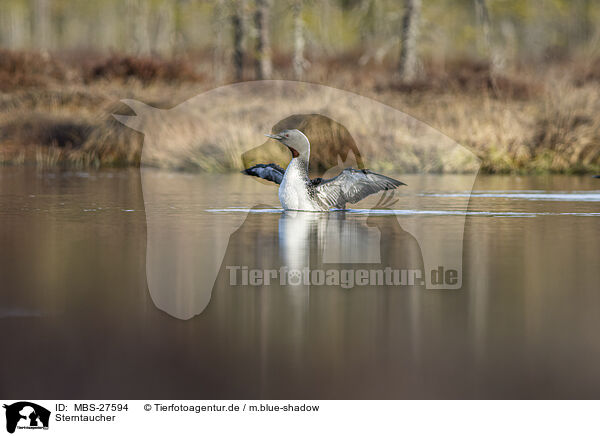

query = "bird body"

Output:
[[243, 129, 405, 211], [278, 156, 322, 211]]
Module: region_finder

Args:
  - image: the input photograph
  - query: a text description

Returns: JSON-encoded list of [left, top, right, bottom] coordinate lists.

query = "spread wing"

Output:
[[242, 163, 285, 185], [315, 168, 405, 208]]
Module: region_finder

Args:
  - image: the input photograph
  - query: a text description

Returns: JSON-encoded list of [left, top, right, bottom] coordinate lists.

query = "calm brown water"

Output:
[[1, 167, 599, 399]]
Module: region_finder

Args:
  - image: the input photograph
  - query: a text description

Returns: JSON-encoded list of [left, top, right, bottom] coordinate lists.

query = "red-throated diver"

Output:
[[242, 129, 405, 211]]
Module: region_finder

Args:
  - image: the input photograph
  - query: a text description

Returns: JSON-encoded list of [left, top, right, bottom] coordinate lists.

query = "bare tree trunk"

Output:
[[474, 0, 499, 72], [580, 0, 592, 44], [153, 0, 176, 56], [1, 2, 28, 49], [33, 0, 51, 51], [136, 1, 151, 55], [95, 2, 118, 52], [213, 0, 226, 83], [172, 0, 186, 55], [474, 0, 490, 50], [571, 0, 591, 47], [127, 0, 151, 55], [292, 0, 305, 80], [358, 0, 376, 45], [231, 0, 247, 81], [254, 0, 272, 79], [398, 0, 421, 83]]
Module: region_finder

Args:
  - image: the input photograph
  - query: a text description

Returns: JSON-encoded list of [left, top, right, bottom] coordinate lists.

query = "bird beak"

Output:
[[265, 133, 283, 141], [265, 133, 298, 157]]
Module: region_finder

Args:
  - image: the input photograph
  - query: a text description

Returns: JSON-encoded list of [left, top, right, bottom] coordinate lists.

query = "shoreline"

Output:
[[0, 51, 599, 175]]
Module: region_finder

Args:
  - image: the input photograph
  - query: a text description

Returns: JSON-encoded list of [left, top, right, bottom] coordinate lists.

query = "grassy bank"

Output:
[[0, 49, 599, 174]]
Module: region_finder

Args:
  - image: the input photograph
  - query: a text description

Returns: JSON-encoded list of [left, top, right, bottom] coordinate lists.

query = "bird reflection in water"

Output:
[[207, 198, 426, 396], [203, 114, 429, 395]]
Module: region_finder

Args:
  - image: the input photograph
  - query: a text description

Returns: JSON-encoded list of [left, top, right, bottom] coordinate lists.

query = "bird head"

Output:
[[265, 129, 310, 159]]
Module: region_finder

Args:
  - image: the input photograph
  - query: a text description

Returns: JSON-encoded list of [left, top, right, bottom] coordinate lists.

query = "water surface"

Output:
[[1, 168, 599, 398]]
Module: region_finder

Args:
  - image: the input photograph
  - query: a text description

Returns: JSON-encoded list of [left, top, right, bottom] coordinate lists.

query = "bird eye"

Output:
[[285, 134, 289, 138]]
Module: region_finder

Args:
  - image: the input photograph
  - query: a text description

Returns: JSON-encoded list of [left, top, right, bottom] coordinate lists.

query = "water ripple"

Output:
[[419, 190, 600, 202], [206, 208, 600, 217]]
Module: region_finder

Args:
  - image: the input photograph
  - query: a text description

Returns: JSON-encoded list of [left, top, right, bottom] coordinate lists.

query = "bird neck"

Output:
[[287, 155, 310, 180], [294, 155, 309, 172], [287, 135, 310, 173], [298, 142, 310, 169]]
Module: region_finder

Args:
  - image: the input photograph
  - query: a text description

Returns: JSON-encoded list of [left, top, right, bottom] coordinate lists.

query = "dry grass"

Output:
[[0, 50, 599, 174]]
